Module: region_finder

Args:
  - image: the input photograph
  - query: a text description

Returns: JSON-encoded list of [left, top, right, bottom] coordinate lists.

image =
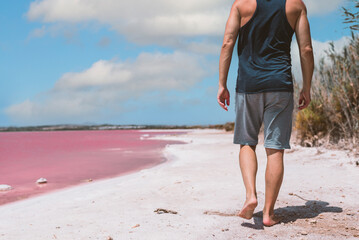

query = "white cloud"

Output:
[[180, 40, 222, 55], [26, 0, 347, 53], [26, 0, 231, 47], [290, 35, 351, 84], [5, 51, 213, 125], [303, 0, 346, 16]]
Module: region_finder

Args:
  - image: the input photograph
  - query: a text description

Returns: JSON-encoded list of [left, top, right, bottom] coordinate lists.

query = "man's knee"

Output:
[[265, 147, 284, 156], [265, 147, 284, 151], [240, 144, 257, 151]]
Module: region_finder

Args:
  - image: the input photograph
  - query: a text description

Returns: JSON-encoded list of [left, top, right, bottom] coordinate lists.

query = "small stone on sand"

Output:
[[0, 184, 12, 191], [36, 178, 47, 184], [154, 208, 178, 214], [131, 224, 140, 228]]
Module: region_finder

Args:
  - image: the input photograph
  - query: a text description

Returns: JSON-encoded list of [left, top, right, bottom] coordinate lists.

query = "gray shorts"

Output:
[[233, 91, 294, 149]]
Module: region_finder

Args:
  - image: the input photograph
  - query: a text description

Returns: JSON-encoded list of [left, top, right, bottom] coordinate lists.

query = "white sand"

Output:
[[0, 129, 358, 240]]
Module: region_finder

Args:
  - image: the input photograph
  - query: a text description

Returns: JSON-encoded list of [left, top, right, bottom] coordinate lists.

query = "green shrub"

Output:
[[295, 33, 359, 147]]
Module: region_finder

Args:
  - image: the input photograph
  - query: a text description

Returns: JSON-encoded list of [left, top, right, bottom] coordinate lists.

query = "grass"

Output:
[[294, 33, 359, 151]]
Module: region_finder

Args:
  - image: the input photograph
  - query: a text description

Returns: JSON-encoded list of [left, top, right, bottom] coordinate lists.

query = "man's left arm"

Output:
[[218, 1, 241, 111]]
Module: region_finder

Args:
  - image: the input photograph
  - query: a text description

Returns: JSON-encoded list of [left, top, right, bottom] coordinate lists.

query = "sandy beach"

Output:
[[0, 129, 358, 240]]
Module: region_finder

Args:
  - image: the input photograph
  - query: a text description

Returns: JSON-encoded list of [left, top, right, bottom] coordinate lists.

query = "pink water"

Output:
[[0, 130, 186, 206]]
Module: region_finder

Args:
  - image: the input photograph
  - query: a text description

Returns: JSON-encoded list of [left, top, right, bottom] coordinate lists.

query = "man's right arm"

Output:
[[295, 1, 314, 110]]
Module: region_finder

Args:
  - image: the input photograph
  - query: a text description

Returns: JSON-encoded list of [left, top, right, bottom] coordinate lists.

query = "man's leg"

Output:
[[262, 147, 284, 226], [237, 144, 258, 219]]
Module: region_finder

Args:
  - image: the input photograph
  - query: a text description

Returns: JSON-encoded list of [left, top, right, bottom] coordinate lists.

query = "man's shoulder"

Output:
[[233, 0, 306, 13], [287, 0, 307, 13], [234, 0, 254, 8], [233, 0, 256, 15]]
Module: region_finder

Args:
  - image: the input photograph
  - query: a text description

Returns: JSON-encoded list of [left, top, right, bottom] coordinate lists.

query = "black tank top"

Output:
[[236, 0, 295, 93]]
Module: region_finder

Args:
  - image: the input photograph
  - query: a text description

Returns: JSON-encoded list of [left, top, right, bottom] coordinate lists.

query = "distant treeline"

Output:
[[0, 122, 235, 132]]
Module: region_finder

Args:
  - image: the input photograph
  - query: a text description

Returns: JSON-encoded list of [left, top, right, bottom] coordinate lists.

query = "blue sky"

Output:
[[0, 0, 353, 127]]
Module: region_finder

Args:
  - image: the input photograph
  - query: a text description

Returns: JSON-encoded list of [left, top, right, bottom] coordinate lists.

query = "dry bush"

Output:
[[295, 33, 359, 149]]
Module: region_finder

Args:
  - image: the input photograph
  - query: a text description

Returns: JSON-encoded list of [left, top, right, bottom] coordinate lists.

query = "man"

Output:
[[217, 0, 314, 227]]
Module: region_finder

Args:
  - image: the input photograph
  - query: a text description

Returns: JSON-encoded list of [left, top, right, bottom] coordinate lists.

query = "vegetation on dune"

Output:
[[294, 0, 359, 151]]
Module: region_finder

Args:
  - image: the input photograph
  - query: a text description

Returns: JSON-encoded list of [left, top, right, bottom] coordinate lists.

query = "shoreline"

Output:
[[0, 129, 358, 239]]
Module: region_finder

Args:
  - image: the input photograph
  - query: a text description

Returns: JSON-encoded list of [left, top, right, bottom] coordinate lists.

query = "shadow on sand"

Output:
[[244, 200, 342, 230], [204, 199, 342, 230]]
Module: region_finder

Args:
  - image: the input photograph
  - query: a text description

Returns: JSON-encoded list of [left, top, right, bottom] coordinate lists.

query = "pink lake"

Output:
[[0, 130, 187, 206]]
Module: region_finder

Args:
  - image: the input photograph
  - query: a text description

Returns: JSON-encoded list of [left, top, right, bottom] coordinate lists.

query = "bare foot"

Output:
[[262, 214, 282, 227], [236, 198, 258, 219]]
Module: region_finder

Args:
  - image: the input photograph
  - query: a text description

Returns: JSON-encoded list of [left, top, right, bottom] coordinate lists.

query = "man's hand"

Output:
[[217, 86, 230, 111], [298, 88, 311, 110]]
